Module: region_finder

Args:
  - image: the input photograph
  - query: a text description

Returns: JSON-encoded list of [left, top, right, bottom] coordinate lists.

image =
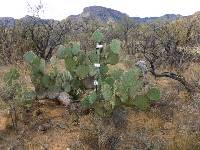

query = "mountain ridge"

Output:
[[0, 6, 188, 26], [68, 6, 183, 23]]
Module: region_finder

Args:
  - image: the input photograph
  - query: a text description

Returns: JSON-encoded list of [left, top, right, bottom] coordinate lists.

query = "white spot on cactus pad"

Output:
[[94, 80, 98, 85], [96, 44, 103, 49], [94, 63, 100, 67]]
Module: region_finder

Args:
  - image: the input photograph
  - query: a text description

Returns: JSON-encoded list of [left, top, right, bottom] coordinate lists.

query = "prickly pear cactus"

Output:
[[24, 51, 73, 100], [24, 29, 161, 113], [80, 29, 161, 114], [91, 29, 103, 43], [110, 39, 121, 54]]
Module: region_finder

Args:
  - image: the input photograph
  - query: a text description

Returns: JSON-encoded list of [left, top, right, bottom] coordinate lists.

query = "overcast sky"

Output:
[[0, 0, 200, 20]]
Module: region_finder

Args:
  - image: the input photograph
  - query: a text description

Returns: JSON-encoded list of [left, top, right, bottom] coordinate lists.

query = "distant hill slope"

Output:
[[132, 14, 182, 24], [68, 6, 129, 22], [0, 15, 57, 28], [68, 6, 182, 23], [0, 6, 187, 27], [0, 17, 15, 27]]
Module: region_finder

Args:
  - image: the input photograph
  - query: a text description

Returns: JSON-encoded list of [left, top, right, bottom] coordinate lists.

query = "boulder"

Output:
[[58, 92, 71, 106]]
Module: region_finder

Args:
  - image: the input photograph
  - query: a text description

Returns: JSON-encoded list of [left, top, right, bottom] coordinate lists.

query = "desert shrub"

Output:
[[1, 67, 36, 128]]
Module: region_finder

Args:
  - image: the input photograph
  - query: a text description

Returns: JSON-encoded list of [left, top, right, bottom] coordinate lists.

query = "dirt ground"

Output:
[[0, 83, 200, 150], [0, 64, 200, 150]]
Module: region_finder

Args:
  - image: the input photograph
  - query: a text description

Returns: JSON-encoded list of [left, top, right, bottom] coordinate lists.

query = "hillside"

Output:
[[0, 6, 183, 27], [0, 5, 200, 150], [68, 6, 182, 23]]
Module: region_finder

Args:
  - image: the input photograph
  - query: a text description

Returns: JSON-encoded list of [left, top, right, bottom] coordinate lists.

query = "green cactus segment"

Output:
[[81, 91, 97, 107], [55, 71, 73, 92], [129, 68, 141, 79], [147, 88, 161, 101], [133, 95, 150, 110], [88, 50, 99, 63], [39, 59, 45, 73], [24, 51, 37, 64], [101, 83, 113, 100], [71, 78, 82, 89], [71, 42, 80, 55], [110, 68, 124, 81], [57, 46, 72, 59], [40, 75, 50, 88], [100, 65, 109, 75], [24, 50, 74, 94], [107, 52, 119, 65], [121, 70, 137, 88], [89, 65, 98, 76], [133, 66, 143, 76], [91, 29, 103, 43], [77, 51, 88, 65], [4, 68, 20, 85], [64, 57, 77, 71], [114, 81, 128, 102], [57, 43, 80, 59], [110, 39, 121, 54], [63, 83, 71, 92], [57, 46, 67, 58], [63, 70, 73, 81], [103, 77, 115, 88], [24, 51, 45, 76], [129, 80, 143, 99], [56, 46, 64, 59], [75, 65, 90, 79]]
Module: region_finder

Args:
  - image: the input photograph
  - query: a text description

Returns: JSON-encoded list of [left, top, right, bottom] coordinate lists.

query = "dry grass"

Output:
[[0, 98, 199, 149], [0, 62, 200, 149]]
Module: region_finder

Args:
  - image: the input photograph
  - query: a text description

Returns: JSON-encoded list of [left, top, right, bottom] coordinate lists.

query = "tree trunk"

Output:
[[149, 61, 195, 93]]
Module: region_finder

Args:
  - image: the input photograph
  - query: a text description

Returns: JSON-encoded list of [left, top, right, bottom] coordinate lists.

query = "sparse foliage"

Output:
[[1, 67, 35, 129]]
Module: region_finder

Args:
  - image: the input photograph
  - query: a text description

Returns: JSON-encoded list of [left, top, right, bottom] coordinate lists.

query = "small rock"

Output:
[[38, 120, 52, 132], [38, 123, 51, 132], [58, 92, 71, 106], [46, 91, 60, 99]]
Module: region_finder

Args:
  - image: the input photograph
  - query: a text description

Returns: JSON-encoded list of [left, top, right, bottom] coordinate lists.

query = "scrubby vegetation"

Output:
[[22, 30, 160, 115], [0, 6, 200, 150]]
